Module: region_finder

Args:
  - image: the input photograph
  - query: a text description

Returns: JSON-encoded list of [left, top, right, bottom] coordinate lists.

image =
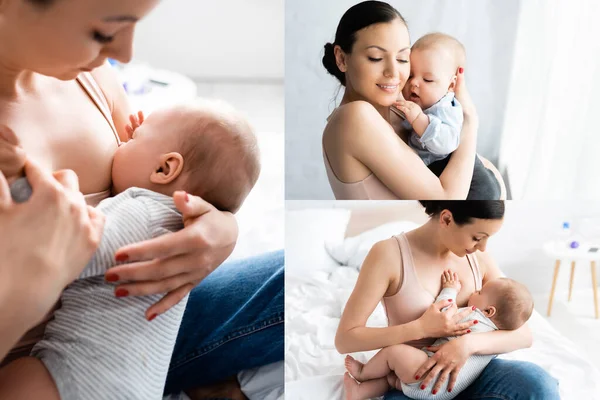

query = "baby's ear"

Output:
[[150, 152, 184, 185], [448, 75, 458, 92], [485, 305, 497, 318]]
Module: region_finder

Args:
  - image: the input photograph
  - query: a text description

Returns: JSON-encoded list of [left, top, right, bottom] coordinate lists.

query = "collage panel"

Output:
[[3, 0, 600, 399], [0, 0, 283, 399], [286, 0, 600, 201], [285, 200, 600, 399]]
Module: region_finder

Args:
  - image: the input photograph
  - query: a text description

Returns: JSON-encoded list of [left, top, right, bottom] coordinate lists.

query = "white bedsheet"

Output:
[[285, 263, 600, 400]]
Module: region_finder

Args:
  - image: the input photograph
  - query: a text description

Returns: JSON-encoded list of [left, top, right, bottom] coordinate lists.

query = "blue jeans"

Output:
[[384, 359, 560, 400], [164, 250, 284, 394]]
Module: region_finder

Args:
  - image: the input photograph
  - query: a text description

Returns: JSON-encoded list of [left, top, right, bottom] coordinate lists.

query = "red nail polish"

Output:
[[472, 306, 476, 310], [148, 313, 157, 321], [185, 192, 189, 202], [459, 67, 464, 74], [474, 320, 479, 324], [105, 273, 119, 282], [467, 329, 471, 333], [115, 253, 129, 262], [433, 389, 438, 395], [420, 385, 425, 390], [448, 299, 453, 302], [448, 388, 452, 392], [115, 288, 129, 297], [415, 375, 420, 380]]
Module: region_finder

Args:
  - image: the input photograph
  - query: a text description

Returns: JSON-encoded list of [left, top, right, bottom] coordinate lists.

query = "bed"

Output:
[[285, 202, 600, 400]]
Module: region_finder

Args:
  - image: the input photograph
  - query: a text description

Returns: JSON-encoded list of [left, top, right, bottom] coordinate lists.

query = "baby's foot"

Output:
[[344, 372, 360, 400], [345, 355, 364, 380]]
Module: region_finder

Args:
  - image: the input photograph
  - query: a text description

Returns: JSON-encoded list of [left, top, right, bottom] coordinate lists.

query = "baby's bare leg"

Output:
[[0, 357, 59, 400], [344, 372, 390, 400], [348, 344, 429, 384]]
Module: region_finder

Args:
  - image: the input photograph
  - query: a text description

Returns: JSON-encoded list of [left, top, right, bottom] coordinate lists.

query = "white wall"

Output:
[[133, 0, 283, 81], [488, 201, 600, 296], [285, 0, 521, 199]]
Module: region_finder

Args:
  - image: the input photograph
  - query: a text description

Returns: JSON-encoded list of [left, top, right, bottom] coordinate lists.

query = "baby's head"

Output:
[[402, 32, 466, 109], [112, 101, 260, 213], [468, 278, 534, 330]]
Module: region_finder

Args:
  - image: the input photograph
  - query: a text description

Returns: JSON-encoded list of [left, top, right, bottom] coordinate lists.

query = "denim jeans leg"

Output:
[[164, 250, 284, 394], [383, 359, 560, 400], [457, 359, 560, 400]]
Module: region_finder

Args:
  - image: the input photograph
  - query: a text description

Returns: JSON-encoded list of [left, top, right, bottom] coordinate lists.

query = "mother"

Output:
[[0, 0, 282, 397], [322, 1, 505, 200], [336, 201, 559, 399]]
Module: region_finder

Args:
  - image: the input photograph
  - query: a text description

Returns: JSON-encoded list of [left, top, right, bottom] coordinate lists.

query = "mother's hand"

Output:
[[106, 191, 238, 319], [454, 67, 478, 123], [0, 160, 104, 332], [417, 299, 476, 338], [414, 336, 474, 394]]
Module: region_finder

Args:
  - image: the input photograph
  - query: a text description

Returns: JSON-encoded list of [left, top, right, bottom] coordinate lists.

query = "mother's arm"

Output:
[[336, 240, 423, 353], [335, 239, 473, 353], [331, 100, 476, 200], [90, 64, 239, 318], [338, 69, 477, 199], [0, 162, 104, 360]]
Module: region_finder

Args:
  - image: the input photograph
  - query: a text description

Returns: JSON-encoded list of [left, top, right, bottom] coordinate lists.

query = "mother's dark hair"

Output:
[[419, 201, 505, 225], [322, 1, 406, 86]]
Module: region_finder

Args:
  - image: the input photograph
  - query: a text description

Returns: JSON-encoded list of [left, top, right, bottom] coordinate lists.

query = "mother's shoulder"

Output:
[[365, 237, 403, 268], [325, 101, 394, 141], [330, 100, 383, 124], [360, 237, 404, 286]]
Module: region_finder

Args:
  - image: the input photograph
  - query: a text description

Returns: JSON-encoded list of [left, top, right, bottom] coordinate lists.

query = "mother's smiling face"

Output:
[[0, 0, 159, 80], [335, 18, 411, 107]]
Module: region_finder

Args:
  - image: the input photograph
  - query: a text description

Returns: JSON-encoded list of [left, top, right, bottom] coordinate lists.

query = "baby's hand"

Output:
[[125, 111, 145, 140], [442, 269, 461, 291], [393, 100, 423, 125]]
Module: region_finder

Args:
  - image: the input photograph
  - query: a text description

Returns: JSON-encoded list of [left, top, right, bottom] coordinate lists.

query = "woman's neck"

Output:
[[411, 220, 454, 260], [0, 57, 39, 98], [340, 89, 390, 122]]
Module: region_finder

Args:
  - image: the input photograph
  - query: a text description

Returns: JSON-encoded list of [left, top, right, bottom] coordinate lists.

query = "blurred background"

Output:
[[285, 0, 600, 200]]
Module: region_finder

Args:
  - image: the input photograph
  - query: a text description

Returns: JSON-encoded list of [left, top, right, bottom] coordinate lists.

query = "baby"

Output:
[[344, 270, 534, 400], [10, 100, 260, 399], [394, 32, 465, 166]]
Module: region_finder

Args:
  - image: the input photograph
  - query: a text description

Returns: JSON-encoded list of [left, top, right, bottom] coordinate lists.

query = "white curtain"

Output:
[[499, 0, 600, 199]]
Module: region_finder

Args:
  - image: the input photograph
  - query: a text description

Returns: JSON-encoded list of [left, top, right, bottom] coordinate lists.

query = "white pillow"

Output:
[[325, 220, 419, 269], [285, 208, 351, 278]]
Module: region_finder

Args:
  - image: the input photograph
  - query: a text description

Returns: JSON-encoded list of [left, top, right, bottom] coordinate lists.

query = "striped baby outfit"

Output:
[[401, 288, 498, 400], [31, 187, 187, 400]]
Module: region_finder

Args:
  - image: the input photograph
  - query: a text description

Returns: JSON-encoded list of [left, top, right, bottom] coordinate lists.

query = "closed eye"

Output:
[[368, 57, 383, 62], [424, 79, 434, 83], [93, 31, 115, 44]]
